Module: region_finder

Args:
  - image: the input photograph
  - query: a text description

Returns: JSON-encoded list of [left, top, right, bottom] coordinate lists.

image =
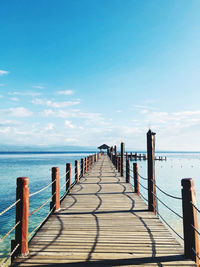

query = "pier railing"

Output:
[[109, 131, 200, 266], [0, 152, 102, 266]]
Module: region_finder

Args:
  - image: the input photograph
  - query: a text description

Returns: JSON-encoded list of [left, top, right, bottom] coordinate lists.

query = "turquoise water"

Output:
[[0, 152, 95, 260], [1, 151, 200, 260]]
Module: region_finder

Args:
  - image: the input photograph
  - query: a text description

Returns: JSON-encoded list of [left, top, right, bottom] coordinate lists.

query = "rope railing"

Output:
[[60, 170, 69, 179], [0, 221, 20, 242], [152, 180, 182, 200], [138, 181, 148, 191], [152, 192, 183, 219], [152, 204, 184, 241], [191, 202, 200, 214], [29, 180, 56, 198], [0, 199, 21, 216], [138, 173, 148, 181], [191, 224, 200, 236], [28, 204, 56, 238], [29, 191, 56, 217], [60, 178, 70, 190], [1, 243, 20, 267], [192, 248, 200, 261], [140, 192, 148, 202]]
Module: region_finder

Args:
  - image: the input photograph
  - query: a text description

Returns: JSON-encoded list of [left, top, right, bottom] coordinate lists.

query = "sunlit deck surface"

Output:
[[13, 155, 196, 266]]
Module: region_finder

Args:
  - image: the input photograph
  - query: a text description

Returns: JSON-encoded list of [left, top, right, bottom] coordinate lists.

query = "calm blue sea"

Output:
[[1, 151, 200, 260]]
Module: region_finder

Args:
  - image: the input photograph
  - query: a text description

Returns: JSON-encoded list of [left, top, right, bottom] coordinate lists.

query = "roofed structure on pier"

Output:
[[98, 144, 110, 150]]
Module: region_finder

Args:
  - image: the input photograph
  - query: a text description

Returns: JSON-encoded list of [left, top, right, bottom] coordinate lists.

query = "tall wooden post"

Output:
[[51, 167, 60, 212], [126, 160, 130, 183], [147, 130, 156, 213], [118, 157, 121, 173], [81, 158, 84, 177], [85, 157, 87, 173], [66, 163, 71, 193], [75, 160, 79, 183], [133, 163, 140, 195], [182, 178, 199, 264], [121, 142, 124, 177], [12, 177, 29, 259]]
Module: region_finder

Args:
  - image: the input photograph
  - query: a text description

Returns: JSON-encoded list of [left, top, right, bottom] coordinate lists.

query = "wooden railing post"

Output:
[[121, 142, 124, 177], [75, 160, 79, 183], [50, 167, 60, 212], [85, 157, 87, 173], [182, 178, 199, 264], [118, 157, 121, 173], [133, 163, 140, 195], [147, 130, 156, 213], [11, 177, 29, 259], [126, 160, 130, 183], [66, 163, 71, 193], [81, 158, 84, 177]]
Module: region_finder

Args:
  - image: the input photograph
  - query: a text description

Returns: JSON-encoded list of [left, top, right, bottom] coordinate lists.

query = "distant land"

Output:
[[0, 144, 98, 152]]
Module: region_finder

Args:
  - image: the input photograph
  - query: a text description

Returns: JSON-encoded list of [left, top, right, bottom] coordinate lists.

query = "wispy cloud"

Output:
[[0, 70, 9, 76], [0, 84, 4, 87], [9, 91, 42, 97], [32, 85, 45, 89], [0, 95, 3, 98], [32, 98, 80, 108], [0, 107, 33, 117], [65, 120, 76, 129], [0, 120, 20, 127], [10, 97, 19, 101], [58, 90, 74, 95]]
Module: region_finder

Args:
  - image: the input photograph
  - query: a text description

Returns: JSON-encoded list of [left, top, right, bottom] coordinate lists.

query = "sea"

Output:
[[1, 151, 200, 263]]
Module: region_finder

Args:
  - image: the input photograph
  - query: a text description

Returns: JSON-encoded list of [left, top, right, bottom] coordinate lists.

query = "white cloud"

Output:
[[58, 90, 74, 95], [10, 97, 19, 101], [65, 120, 76, 129], [0, 107, 33, 117], [0, 120, 20, 126], [9, 91, 42, 97], [0, 95, 3, 98], [44, 123, 55, 131], [0, 84, 4, 86], [32, 85, 44, 89], [32, 98, 80, 108], [0, 70, 9, 76]]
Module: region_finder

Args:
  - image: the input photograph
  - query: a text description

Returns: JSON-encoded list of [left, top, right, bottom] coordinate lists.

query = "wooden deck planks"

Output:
[[13, 155, 196, 266]]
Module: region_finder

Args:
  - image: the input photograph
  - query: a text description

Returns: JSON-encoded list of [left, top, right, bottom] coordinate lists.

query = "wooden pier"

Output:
[[12, 155, 196, 266]]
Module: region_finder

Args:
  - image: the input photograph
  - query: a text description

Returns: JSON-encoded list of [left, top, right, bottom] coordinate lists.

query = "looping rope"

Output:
[[29, 191, 56, 217], [138, 173, 148, 180], [138, 181, 148, 191], [28, 204, 56, 238], [0, 199, 21, 216], [152, 180, 182, 200], [0, 221, 20, 242], [60, 170, 69, 179], [191, 224, 200, 236], [29, 180, 56, 198], [60, 178, 70, 190], [152, 192, 183, 219], [140, 192, 148, 202], [152, 204, 184, 241], [191, 202, 200, 214], [1, 243, 20, 266]]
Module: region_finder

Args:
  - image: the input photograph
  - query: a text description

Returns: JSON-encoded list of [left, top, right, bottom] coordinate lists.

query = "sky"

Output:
[[0, 0, 200, 150]]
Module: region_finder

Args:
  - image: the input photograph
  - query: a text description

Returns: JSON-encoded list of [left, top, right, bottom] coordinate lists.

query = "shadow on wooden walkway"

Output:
[[13, 155, 196, 266]]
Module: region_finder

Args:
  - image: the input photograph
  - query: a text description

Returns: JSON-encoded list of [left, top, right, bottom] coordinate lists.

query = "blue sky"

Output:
[[0, 0, 200, 150]]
